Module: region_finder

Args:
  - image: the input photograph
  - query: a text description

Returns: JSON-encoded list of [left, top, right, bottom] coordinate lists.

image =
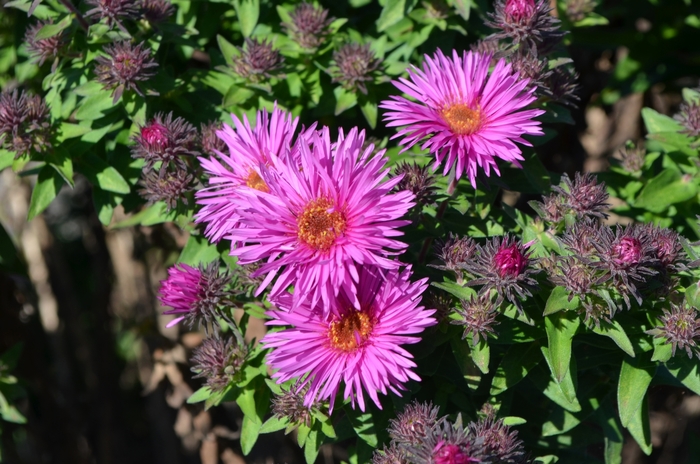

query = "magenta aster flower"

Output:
[[262, 266, 436, 411], [195, 106, 305, 243], [228, 126, 415, 312], [381, 49, 544, 187]]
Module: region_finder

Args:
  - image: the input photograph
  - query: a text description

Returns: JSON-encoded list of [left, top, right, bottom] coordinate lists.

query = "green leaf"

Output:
[[541, 407, 581, 437], [217, 34, 238, 66], [34, 15, 72, 40], [347, 410, 377, 447], [490, 341, 542, 395], [259, 416, 289, 434], [471, 339, 490, 374], [46, 147, 74, 187], [75, 90, 115, 120], [56, 122, 92, 142], [304, 425, 321, 464], [236, 385, 257, 418], [92, 187, 118, 226], [0, 403, 26, 424], [334, 86, 358, 115], [73, 81, 105, 97], [502, 416, 527, 426], [634, 169, 697, 212], [77, 155, 130, 194], [626, 396, 652, 455], [538, 349, 581, 412], [0, 344, 23, 371], [377, 0, 406, 32], [617, 356, 655, 428], [233, 0, 260, 37], [187, 386, 212, 404], [666, 355, 700, 395], [240, 414, 262, 455], [28, 166, 64, 220], [641, 107, 684, 134], [544, 311, 580, 382], [223, 85, 255, 109], [573, 12, 609, 27], [650, 338, 672, 363], [431, 281, 476, 301], [591, 321, 635, 357], [543, 286, 580, 316], [178, 234, 219, 266], [360, 98, 378, 129], [451, 0, 471, 20], [0, 149, 14, 171]]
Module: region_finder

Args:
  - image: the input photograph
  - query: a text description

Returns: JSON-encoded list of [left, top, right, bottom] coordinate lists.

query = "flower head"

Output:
[[452, 293, 500, 345], [195, 106, 304, 243], [647, 304, 700, 360], [463, 235, 539, 309], [530, 192, 565, 223], [262, 266, 436, 412], [227, 127, 415, 313], [381, 49, 544, 187], [391, 161, 436, 207], [158, 261, 231, 328], [0, 89, 52, 158], [190, 332, 247, 392], [388, 400, 441, 446], [85, 0, 138, 32], [432, 234, 477, 281], [560, 219, 603, 258], [138, 166, 194, 209], [646, 225, 684, 270], [94, 41, 158, 103], [409, 416, 480, 464], [505, 0, 536, 21], [618, 142, 646, 173], [675, 101, 700, 138], [543, 66, 580, 107], [469, 415, 528, 464], [231, 38, 284, 81], [131, 112, 199, 170], [283, 2, 333, 50], [24, 20, 68, 71], [330, 43, 380, 95], [373, 443, 409, 464], [139, 0, 174, 23]]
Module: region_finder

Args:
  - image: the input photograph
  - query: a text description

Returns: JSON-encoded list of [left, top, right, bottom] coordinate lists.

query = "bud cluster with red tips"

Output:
[[374, 402, 529, 464]]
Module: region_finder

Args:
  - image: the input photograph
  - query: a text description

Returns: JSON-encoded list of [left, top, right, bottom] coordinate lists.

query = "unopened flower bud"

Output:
[[675, 100, 700, 138], [191, 333, 247, 392], [94, 41, 158, 103], [282, 2, 333, 50], [231, 38, 284, 81], [330, 43, 380, 95], [647, 304, 700, 360]]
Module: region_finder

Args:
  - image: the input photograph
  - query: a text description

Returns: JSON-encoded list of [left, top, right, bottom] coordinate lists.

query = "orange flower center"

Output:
[[328, 311, 374, 352], [297, 197, 346, 251], [440, 103, 483, 135], [245, 170, 269, 193]]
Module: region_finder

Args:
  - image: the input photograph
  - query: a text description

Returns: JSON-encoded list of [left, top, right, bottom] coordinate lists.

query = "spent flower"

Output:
[[381, 49, 544, 187]]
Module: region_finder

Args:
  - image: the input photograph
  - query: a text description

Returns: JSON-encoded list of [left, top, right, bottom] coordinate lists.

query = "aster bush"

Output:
[[2, 0, 700, 463]]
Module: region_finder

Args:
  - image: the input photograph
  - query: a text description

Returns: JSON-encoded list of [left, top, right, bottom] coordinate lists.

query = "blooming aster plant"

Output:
[[381, 49, 544, 187], [227, 126, 415, 313], [262, 266, 436, 412]]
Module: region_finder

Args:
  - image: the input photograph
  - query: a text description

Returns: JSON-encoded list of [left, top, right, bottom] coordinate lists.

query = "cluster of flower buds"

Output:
[[94, 41, 158, 104], [330, 43, 380, 95], [532, 174, 690, 325], [132, 112, 199, 209], [281, 2, 333, 50], [478, 0, 580, 107], [0, 89, 52, 158], [230, 38, 285, 82], [374, 402, 530, 464]]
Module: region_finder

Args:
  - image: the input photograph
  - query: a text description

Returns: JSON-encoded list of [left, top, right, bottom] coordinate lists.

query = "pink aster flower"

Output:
[[228, 126, 414, 313], [262, 266, 436, 412], [380, 49, 544, 187], [195, 106, 310, 243]]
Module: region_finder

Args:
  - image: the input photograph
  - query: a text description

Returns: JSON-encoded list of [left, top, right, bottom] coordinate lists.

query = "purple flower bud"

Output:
[[553, 172, 609, 219], [505, 0, 535, 21], [674, 100, 700, 138], [190, 333, 247, 392], [138, 167, 194, 210], [388, 400, 441, 447], [231, 38, 284, 81], [94, 41, 158, 103], [85, 0, 138, 33], [24, 20, 68, 70], [452, 293, 500, 346], [494, 242, 528, 278], [485, 0, 565, 54], [544, 66, 580, 107], [282, 2, 333, 50], [200, 120, 227, 156], [330, 43, 380, 95], [271, 381, 319, 428], [469, 415, 528, 464], [131, 112, 199, 170], [433, 443, 476, 464], [372, 443, 409, 464], [139, 0, 174, 23], [647, 303, 700, 360], [391, 161, 436, 206], [611, 236, 642, 268], [618, 142, 646, 173]]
